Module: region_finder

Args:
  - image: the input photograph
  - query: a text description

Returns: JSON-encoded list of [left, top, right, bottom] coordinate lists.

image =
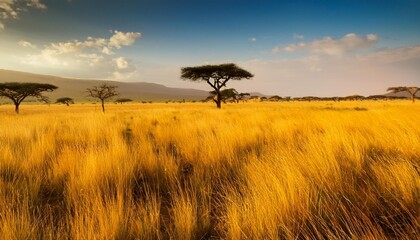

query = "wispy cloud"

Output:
[[249, 37, 257, 42], [283, 42, 306, 53], [273, 33, 379, 56], [18, 40, 37, 48], [293, 33, 304, 39], [114, 57, 129, 69], [0, 0, 46, 31], [109, 30, 141, 49], [357, 45, 420, 64], [26, 0, 46, 9], [19, 31, 141, 80]]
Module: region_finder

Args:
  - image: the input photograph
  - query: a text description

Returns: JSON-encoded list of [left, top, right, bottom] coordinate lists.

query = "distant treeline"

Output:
[[260, 95, 413, 102], [202, 92, 415, 103]]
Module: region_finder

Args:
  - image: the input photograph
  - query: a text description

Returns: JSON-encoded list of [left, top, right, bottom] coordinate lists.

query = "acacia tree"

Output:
[[86, 84, 119, 112], [237, 92, 251, 102], [181, 63, 253, 108], [56, 97, 74, 106], [208, 88, 239, 103], [387, 86, 419, 103], [115, 98, 133, 104], [269, 95, 282, 102], [0, 82, 58, 113]]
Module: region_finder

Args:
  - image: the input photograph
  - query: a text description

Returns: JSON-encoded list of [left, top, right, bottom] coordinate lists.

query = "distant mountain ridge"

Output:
[[0, 69, 209, 102]]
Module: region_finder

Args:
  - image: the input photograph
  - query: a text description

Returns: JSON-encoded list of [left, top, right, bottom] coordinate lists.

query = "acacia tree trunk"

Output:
[[101, 99, 105, 112], [216, 91, 222, 109], [411, 94, 415, 103], [12, 99, 20, 114]]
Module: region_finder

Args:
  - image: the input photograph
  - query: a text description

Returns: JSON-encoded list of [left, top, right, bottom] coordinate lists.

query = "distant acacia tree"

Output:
[[0, 82, 58, 113], [208, 88, 239, 103], [343, 95, 365, 101], [115, 98, 133, 104], [86, 84, 119, 112], [237, 92, 250, 102], [181, 63, 253, 108], [269, 95, 282, 102], [56, 97, 74, 106], [387, 86, 419, 103]]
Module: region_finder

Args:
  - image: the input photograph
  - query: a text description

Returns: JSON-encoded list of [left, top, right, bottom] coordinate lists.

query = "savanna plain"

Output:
[[0, 101, 418, 239]]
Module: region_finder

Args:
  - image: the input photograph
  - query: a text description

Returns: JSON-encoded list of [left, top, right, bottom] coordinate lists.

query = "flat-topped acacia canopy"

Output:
[[181, 63, 253, 108], [0, 82, 58, 113], [181, 63, 253, 81]]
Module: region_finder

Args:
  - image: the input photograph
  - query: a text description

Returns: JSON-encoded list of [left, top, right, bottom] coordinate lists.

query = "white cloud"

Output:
[[293, 33, 304, 39], [0, 0, 46, 31], [249, 37, 257, 42], [101, 46, 114, 55], [310, 33, 379, 56], [283, 45, 295, 52], [271, 46, 280, 54], [109, 31, 141, 49], [18, 40, 37, 48], [78, 53, 104, 66], [37, 30, 141, 63], [366, 34, 378, 41], [283, 42, 306, 52], [26, 0, 46, 9], [0, 0, 19, 19], [274, 33, 379, 56], [114, 57, 129, 69], [19, 30, 141, 79], [35, 31, 141, 57]]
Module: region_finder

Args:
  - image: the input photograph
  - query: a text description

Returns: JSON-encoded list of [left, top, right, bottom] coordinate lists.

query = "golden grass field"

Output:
[[0, 101, 419, 239]]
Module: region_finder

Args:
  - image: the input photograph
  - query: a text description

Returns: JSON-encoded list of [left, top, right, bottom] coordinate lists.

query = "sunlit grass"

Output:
[[0, 101, 418, 239]]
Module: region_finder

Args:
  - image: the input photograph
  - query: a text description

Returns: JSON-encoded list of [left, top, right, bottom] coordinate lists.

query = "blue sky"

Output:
[[1, 0, 420, 96]]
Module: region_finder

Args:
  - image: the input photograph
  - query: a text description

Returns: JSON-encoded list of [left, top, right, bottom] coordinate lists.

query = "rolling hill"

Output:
[[0, 69, 209, 102]]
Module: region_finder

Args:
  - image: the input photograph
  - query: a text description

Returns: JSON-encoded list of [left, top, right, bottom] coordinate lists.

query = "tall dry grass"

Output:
[[0, 101, 419, 239]]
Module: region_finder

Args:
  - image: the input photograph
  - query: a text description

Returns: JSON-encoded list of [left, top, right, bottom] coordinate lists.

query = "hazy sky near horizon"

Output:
[[1, 0, 420, 96]]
